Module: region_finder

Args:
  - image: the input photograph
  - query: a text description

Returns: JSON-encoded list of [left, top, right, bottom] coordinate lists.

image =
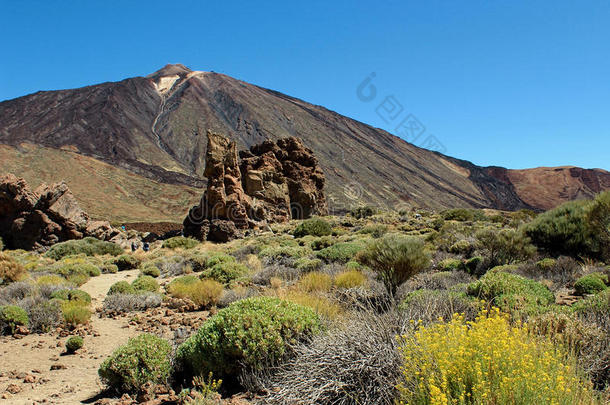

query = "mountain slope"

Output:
[[1, 64, 608, 219]]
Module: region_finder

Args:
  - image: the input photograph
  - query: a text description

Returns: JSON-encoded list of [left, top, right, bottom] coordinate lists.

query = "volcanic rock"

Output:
[[0, 174, 122, 251], [184, 132, 327, 242]]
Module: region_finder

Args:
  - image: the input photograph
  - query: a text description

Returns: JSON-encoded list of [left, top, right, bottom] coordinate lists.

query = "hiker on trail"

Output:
[[131, 241, 138, 252], [143, 242, 150, 252]]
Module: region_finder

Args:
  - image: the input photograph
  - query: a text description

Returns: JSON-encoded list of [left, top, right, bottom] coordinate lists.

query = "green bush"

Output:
[[449, 239, 474, 256], [99, 333, 172, 394], [112, 254, 141, 271], [359, 224, 388, 238], [441, 208, 476, 221], [438, 258, 462, 271], [358, 234, 430, 295], [45, 237, 123, 260], [51, 262, 101, 285], [176, 297, 321, 378], [100, 263, 119, 274], [535, 258, 557, 271], [467, 269, 554, 312], [65, 336, 84, 353], [293, 218, 332, 238], [463, 256, 482, 275], [524, 199, 601, 258], [140, 264, 161, 277], [294, 257, 322, 272], [310, 236, 335, 251], [61, 301, 91, 325], [574, 273, 608, 295], [51, 289, 92, 303], [131, 275, 159, 293], [0, 305, 29, 334], [205, 253, 235, 267], [475, 228, 536, 266], [162, 236, 199, 249], [350, 206, 376, 219], [200, 262, 248, 285], [108, 281, 136, 295], [586, 191, 610, 260], [259, 245, 311, 260], [316, 241, 366, 264]]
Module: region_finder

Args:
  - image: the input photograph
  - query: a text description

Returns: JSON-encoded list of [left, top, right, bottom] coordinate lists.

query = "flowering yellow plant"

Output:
[[397, 308, 599, 405]]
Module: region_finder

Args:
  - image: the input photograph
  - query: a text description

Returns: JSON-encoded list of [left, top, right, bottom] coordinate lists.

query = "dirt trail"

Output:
[[0, 271, 140, 404]]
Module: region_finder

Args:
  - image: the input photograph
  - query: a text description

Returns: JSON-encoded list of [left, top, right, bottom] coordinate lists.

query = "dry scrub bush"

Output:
[[168, 277, 224, 308], [254, 309, 407, 405], [297, 271, 333, 292], [398, 289, 479, 325], [0, 253, 26, 285], [334, 270, 367, 289], [103, 292, 162, 314]]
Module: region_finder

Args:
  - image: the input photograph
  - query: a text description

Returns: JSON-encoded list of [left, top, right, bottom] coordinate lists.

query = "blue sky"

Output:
[[1, 1, 608, 170]]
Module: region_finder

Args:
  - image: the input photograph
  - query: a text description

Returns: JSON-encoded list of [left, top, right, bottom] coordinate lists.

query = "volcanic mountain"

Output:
[[1, 64, 608, 221]]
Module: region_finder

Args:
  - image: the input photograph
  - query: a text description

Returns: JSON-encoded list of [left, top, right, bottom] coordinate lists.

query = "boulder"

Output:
[[184, 131, 327, 242], [0, 174, 122, 251]]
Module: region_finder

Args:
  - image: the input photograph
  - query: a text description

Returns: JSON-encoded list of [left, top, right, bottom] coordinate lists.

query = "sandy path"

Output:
[[0, 271, 141, 404]]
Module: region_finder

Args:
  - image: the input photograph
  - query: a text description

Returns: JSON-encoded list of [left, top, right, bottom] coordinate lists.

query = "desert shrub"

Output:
[[256, 310, 404, 405], [100, 263, 119, 274], [0, 305, 29, 334], [280, 291, 343, 321], [168, 278, 223, 308], [350, 205, 376, 219], [140, 263, 161, 277], [529, 311, 610, 390], [586, 191, 610, 260], [0, 253, 26, 285], [358, 234, 430, 295], [131, 275, 159, 293], [334, 270, 367, 289], [259, 246, 311, 262], [293, 257, 322, 272], [574, 273, 608, 296], [403, 271, 475, 294], [162, 236, 199, 250], [200, 262, 248, 285], [27, 299, 62, 332], [203, 253, 234, 267], [52, 262, 100, 285], [475, 228, 536, 266], [449, 239, 474, 256], [467, 268, 554, 313], [251, 264, 303, 285], [103, 292, 162, 313], [66, 336, 84, 353], [441, 208, 475, 221], [293, 218, 332, 238], [45, 237, 123, 260], [345, 260, 362, 271], [463, 256, 482, 275], [217, 286, 259, 308], [112, 254, 141, 271], [397, 308, 597, 404], [398, 289, 479, 324], [359, 224, 389, 238], [297, 271, 333, 292], [61, 300, 91, 325], [175, 297, 321, 379], [99, 333, 172, 394], [536, 257, 557, 271], [35, 274, 68, 286], [51, 288, 91, 303], [186, 253, 210, 272], [438, 258, 462, 271], [0, 281, 35, 303], [316, 241, 366, 264], [524, 200, 595, 258], [310, 236, 335, 251], [108, 281, 136, 295]]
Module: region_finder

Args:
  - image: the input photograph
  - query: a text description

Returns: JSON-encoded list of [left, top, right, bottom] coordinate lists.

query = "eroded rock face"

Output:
[[184, 131, 327, 242], [0, 174, 121, 251]]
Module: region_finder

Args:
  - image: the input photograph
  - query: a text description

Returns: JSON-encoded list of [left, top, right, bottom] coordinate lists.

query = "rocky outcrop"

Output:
[[0, 174, 122, 251], [184, 131, 327, 242]]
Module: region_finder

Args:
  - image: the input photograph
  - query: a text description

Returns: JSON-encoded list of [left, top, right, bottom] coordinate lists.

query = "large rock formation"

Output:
[[0, 174, 122, 251], [183, 131, 327, 242]]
